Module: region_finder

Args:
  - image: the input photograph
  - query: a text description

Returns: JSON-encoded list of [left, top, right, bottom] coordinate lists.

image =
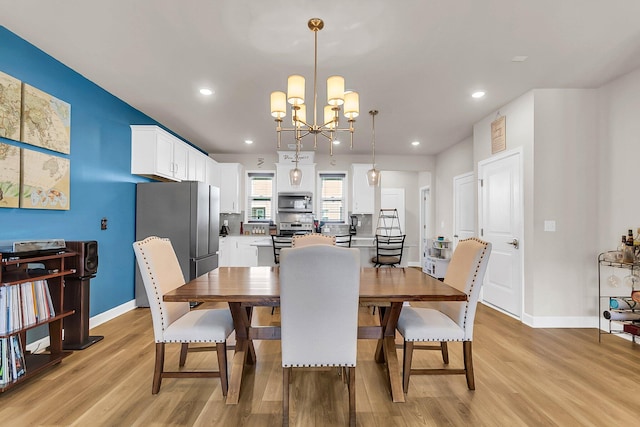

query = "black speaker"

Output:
[[66, 240, 98, 278]]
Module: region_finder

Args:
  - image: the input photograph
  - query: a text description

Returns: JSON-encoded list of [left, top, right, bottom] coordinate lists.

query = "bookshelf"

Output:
[[0, 250, 76, 392]]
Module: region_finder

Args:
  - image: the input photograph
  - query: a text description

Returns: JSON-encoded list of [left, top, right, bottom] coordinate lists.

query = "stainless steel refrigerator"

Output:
[[135, 181, 219, 307]]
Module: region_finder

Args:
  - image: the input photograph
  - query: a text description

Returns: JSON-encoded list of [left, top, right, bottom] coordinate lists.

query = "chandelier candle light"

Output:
[[270, 18, 360, 185]]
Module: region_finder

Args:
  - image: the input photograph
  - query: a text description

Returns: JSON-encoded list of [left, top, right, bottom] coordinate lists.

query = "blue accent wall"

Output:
[[0, 27, 191, 317]]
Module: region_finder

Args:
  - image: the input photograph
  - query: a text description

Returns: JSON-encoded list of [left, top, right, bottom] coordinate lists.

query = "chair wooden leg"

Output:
[[283, 367, 291, 426], [463, 341, 475, 390], [179, 343, 189, 367], [347, 366, 356, 427], [216, 342, 229, 396], [152, 342, 165, 394], [441, 341, 449, 364], [402, 341, 414, 393]]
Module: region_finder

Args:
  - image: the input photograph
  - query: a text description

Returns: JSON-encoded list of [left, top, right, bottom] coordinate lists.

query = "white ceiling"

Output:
[[2, 0, 640, 156]]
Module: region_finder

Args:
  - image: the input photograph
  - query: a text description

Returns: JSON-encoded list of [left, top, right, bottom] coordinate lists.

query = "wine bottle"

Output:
[[623, 231, 635, 263], [609, 297, 639, 310], [603, 310, 640, 321]]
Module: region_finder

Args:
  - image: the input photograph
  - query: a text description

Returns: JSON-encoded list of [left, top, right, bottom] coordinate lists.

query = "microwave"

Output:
[[278, 192, 313, 213]]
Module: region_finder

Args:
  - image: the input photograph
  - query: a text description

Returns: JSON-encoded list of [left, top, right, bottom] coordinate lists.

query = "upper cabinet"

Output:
[[205, 156, 220, 188], [187, 147, 206, 183], [219, 163, 244, 213], [131, 125, 190, 181], [351, 163, 375, 214], [276, 163, 316, 194]]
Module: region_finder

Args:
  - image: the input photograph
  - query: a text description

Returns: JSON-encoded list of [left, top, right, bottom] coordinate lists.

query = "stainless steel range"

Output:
[[277, 212, 314, 236]]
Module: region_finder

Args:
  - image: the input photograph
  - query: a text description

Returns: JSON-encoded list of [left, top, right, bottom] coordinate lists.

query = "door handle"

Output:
[[506, 238, 519, 249]]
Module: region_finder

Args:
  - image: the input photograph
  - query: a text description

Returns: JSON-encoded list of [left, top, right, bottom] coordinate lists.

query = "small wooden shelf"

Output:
[[0, 251, 76, 392], [0, 310, 75, 338]]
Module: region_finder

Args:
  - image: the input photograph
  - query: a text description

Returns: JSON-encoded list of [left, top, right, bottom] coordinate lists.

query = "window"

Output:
[[319, 173, 346, 223], [247, 172, 274, 222]]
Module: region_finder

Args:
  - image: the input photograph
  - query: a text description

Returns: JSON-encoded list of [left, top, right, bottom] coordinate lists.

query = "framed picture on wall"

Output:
[[20, 147, 70, 210], [0, 142, 21, 208], [21, 84, 71, 154], [0, 71, 22, 142]]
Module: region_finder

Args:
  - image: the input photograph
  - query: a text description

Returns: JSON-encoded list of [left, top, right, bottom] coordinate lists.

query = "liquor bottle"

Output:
[[623, 238, 635, 263]]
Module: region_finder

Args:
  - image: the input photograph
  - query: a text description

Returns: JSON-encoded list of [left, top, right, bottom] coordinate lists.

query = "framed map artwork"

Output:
[[0, 142, 21, 208], [20, 148, 70, 210], [21, 84, 71, 154], [0, 71, 22, 141]]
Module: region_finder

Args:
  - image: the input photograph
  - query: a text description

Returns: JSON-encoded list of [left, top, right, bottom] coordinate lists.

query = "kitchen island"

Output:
[[250, 236, 378, 267]]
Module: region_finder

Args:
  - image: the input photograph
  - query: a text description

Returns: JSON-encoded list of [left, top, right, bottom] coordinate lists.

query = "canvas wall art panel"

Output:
[[0, 71, 22, 141], [20, 148, 70, 210], [21, 84, 71, 154], [0, 142, 21, 208]]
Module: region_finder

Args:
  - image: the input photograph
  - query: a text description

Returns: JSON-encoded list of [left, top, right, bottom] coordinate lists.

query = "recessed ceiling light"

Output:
[[511, 56, 528, 62], [199, 88, 214, 96], [244, 140, 253, 145], [411, 141, 420, 146], [333, 140, 341, 145], [472, 91, 486, 99]]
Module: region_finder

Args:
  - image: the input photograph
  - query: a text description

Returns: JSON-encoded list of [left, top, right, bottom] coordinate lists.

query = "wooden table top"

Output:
[[163, 266, 466, 304]]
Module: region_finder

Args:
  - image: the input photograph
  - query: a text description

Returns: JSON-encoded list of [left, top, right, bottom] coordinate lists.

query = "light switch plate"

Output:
[[544, 220, 556, 232]]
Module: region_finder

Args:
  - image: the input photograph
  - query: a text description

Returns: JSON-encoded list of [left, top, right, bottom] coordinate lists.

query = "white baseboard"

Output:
[[482, 301, 598, 328], [521, 312, 597, 328], [89, 299, 137, 329], [26, 299, 138, 354]]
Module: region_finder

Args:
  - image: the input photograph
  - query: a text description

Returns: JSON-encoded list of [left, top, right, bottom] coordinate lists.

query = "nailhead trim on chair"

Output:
[[404, 237, 489, 343], [283, 363, 356, 368], [135, 237, 168, 338], [460, 237, 488, 331]]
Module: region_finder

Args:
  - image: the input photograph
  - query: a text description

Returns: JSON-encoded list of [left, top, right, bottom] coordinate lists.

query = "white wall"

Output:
[[473, 89, 601, 324], [434, 136, 474, 240], [597, 67, 640, 251], [532, 89, 599, 319]]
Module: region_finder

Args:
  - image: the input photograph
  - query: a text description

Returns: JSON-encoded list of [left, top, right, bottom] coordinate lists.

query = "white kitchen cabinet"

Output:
[[205, 156, 220, 188], [219, 163, 244, 213], [218, 236, 231, 266], [235, 238, 258, 267], [187, 147, 207, 182], [276, 163, 316, 194], [351, 163, 375, 214], [218, 236, 258, 267], [131, 125, 189, 181]]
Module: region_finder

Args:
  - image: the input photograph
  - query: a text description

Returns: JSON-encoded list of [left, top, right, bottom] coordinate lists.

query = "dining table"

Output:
[[163, 266, 467, 404]]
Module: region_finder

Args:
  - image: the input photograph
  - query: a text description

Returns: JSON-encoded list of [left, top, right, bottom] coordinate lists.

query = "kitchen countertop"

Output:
[[246, 235, 377, 248]]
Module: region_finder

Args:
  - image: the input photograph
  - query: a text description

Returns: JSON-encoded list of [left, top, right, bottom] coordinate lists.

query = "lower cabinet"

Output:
[[218, 237, 258, 267]]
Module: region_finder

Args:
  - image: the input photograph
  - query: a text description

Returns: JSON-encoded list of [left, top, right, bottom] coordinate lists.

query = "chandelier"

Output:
[[270, 18, 360, 184]]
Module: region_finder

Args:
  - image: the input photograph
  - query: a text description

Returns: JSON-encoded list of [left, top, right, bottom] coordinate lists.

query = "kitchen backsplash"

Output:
[[220, 213, 373, 236]]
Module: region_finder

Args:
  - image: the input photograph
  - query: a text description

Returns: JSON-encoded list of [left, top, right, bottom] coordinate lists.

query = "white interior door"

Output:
[[478, 150, 523, 318], [381, 188, 405, 235], [453, 172, 475, 250]]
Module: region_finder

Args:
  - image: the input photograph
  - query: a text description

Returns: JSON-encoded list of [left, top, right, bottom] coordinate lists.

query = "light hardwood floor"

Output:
[[1, 303, 639, 426]]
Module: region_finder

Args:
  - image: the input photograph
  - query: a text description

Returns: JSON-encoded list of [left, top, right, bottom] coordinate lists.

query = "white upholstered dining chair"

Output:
[[396, 237, 491, 391], [279, 244, 360, 426], [291, 233, 336, 247], [133, 236, 234, 395]]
